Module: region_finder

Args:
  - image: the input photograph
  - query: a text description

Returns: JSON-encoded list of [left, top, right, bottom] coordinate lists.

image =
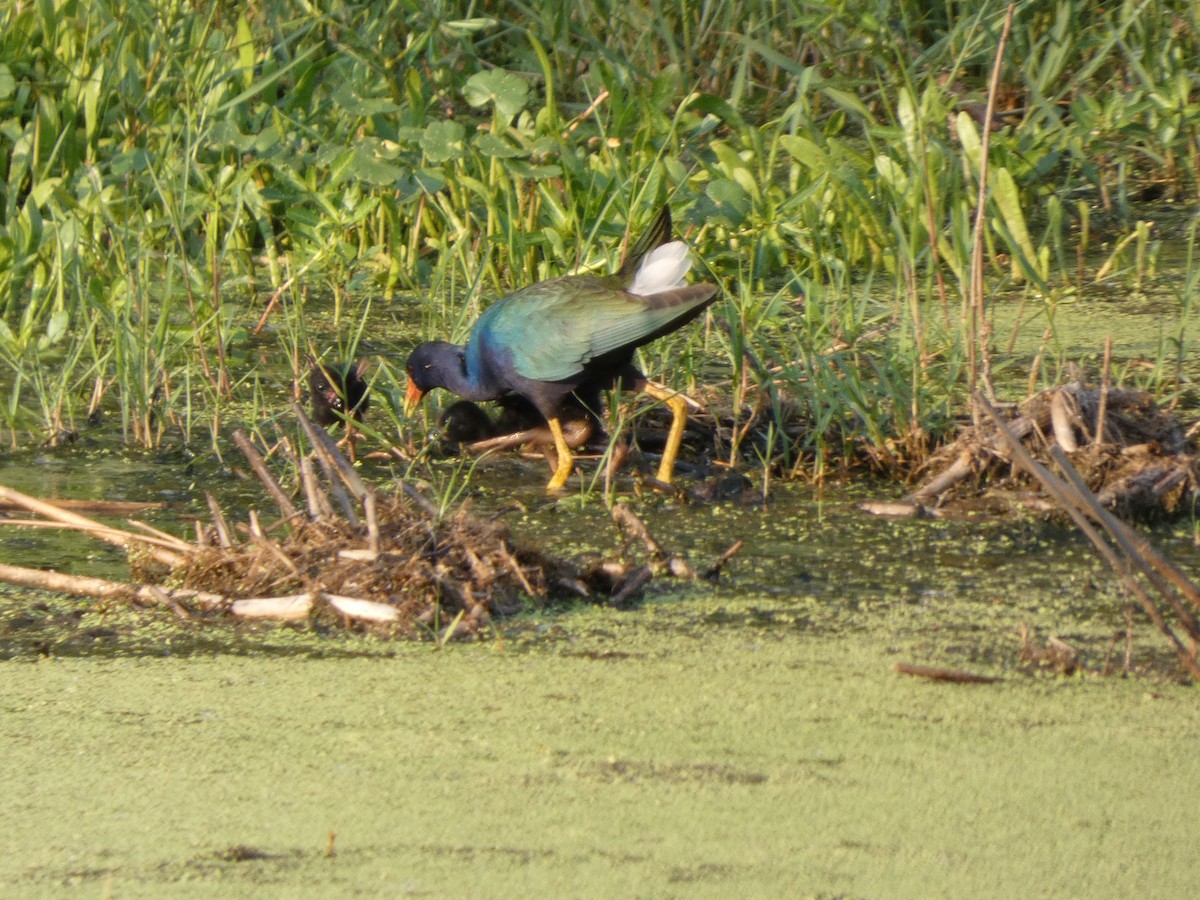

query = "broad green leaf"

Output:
[[682, 93, 746, 132], [990, 167, 1042, 282], [331, 82, 404, 117], [874, 155, 908, 193], [955, 112, 981, 174], [778, 135, 827, 171], [474, 132, 527, 158], [439, 17, 496, 37], [421, 120, 466, 163], [44, 308, 68, 346], [463, 69, 529, 119], [898, 88, 917, 157], [348, 146, 408, 186], [701, 178, 751, 226], [236, 15, 255, 90], [0, 64, 14, 101]]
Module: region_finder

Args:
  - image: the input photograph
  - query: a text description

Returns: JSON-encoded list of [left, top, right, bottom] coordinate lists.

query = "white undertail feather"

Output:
[[627, 241, 691, 296]]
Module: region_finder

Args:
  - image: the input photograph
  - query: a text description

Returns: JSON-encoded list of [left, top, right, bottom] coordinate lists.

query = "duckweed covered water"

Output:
[[4, 613, 1200, 898], [5, 471, 1200, 896]]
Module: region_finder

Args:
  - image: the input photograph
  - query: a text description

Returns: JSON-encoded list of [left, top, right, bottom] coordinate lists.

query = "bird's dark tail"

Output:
[[615, 205, 673, 279]]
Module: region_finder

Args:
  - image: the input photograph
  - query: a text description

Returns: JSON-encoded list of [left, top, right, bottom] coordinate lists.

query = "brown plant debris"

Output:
[[175, 493, 591, 637], [0, 411, 733, 641], [893, 381, 1197, 520]]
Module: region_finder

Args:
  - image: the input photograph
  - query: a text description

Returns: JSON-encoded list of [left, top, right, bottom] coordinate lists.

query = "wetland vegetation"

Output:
[[4, 0, 1200, 894]]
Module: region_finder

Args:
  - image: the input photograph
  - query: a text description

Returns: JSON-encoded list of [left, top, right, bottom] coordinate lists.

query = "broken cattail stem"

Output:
[[232, 429, 298, 520], [206, 492, 234, 548], [0, 562, 225, 611], [704, 540, 745, 580], [978, 395, 1200, 679], [1094, 335, 1112, 449], [894, 662, 1001, 684], [1049, 446, 1200, 637], [0, 483, 185, 569], [611, 503, 664, 559]]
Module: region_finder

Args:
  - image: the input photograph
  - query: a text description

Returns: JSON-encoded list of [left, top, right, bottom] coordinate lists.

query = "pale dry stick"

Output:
[[977, 396, 1200, 679], [298, 453, 333, 519], [291, 404, 358, 524], [124, 519, 195, 552], [0, 483, 184, 569], [321, 593, 400, 624], [1094, 335, 1113, 449], [0, 562, 225, 611], [206, 492, 234, 548], [230, 594, 313, 620], [291, 401, 370, 499], [281, 436, 333, 520], [232, 429, 298, 520], [363, 492, 381, 556], [561, 89, 609, 138], [1026, 327, 1053, 397], [905, 449, 976, 505], [0, 518, 189, 554], [0, 496, 162, 515], [966, 2, 1016, 414], [401, 481, 440, 519]]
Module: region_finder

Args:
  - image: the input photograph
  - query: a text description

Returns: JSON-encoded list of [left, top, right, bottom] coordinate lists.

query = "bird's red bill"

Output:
[[405, 380, 426, 411]]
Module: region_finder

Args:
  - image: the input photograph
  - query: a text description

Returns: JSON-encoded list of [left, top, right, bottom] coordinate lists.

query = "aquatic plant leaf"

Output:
[[235, 15, 255, 91], [463, 69, 529, 119], [700, 179, 751, 227], [474, 132, 527, 158], [990, 166, 1043, 281], [421, 121, 466, 163], [778, 135, 827, 172], [349, 147, 407, 186]]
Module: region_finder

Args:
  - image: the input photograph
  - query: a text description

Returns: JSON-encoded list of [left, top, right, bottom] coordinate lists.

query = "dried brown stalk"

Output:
[[0, 562, 224, 611], [0, 483, 184, 569], [232, 429, 298, 520], [978, 395, 1200, 679], [894, 662, 1002, 684]]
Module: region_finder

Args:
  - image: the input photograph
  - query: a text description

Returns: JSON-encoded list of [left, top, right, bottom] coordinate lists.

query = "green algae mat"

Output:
[[4, 600, 1199, 899]]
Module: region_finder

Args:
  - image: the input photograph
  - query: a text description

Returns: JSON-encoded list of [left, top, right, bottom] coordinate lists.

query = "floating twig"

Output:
[[703, 540, 744, 581], [0, 562, 224, 611], [894, 662, 1002, 684]]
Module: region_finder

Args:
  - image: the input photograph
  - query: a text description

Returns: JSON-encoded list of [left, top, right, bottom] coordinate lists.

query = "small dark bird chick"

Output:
[[440, 401, 498, 444], [309, 359, 370, 428]]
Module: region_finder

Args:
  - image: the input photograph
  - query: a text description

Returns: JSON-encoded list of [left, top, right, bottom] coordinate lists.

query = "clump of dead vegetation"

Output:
[[0, 406, 738, 640], [886, 379, 1199, 520]]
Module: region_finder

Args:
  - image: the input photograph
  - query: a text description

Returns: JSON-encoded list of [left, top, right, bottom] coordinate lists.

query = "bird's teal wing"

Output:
[[474, 275, 715, 383]]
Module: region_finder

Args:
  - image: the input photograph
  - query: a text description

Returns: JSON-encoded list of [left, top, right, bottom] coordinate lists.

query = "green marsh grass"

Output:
[[2, 0, 1199, 485]]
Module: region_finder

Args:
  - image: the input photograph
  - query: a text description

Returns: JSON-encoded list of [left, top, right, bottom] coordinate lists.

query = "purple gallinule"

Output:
[[405, 206, 716, 489]]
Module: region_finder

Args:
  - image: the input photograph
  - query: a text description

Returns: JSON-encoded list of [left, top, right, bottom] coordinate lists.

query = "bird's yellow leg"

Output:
[[641, 382, 690, 484], [545, 416, 576, 491]]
